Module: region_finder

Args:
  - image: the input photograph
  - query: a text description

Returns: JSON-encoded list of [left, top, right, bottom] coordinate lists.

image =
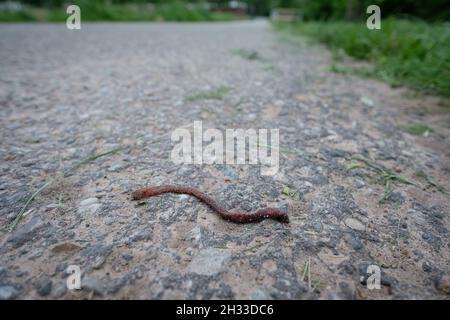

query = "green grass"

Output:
[[346, 156, 419, 203], [401, 124, 434, 135], [0, 1, 240, 23], [232, 48, 262, 61], [186, 86, 231, 102], [7, 147, 122, 232], [281, 185, 301, 201], [149, 2, 238, 22], [0, 10, 35, 22], [275, 19, 450, 96], [415, 170, 448, 194], [48, 3, 154, 22]]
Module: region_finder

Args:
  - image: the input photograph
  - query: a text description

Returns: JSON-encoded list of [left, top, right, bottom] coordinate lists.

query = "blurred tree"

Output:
[[4, 0, 449, 20]]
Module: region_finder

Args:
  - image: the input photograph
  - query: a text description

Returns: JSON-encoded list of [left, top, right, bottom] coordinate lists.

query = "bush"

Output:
[[0, 9, 35, 22]]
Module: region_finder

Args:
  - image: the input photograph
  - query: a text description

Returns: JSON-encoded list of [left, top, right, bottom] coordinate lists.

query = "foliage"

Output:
[[0, 1, 240, 22], [275, 19, 450, 95]]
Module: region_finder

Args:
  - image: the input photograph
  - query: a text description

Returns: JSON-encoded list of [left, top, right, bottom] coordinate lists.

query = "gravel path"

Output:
[[0, 20, 449, 299]]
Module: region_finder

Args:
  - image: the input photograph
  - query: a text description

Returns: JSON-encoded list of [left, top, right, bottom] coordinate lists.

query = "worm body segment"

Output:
[[132, 185, 289, 224]]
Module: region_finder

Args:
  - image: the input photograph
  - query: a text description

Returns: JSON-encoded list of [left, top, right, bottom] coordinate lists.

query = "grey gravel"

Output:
[[35, 275, 52, 296], [0, 285, 19, 300], [188, 248, 232, 276], [82, 277, 107, 297], [6, 216, 46, 249]]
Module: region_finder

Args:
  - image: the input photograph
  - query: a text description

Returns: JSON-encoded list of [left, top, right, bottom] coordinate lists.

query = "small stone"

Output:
[[21, 159, 37, 167], [134, 268, 144, 279], [92, 256, 106, 269], [0, 285, 19, 300], [186, 226, 202, 245], [361, 97, 374, 107], [45, 204, 59, 212], [279, 201, 291, 214], [51, 242, 82, 254], [108, 163, 123, 172], [79, 198, 98, 206], [422, 261, 432, 273], [78, 198, 101, 215], [344, 217, 366, 231], [354, 179, 366, 189], [35, 275, 52, 296], [436, 276, 450, 294], [351, 236, 363, 250], [355, 287, 368, 299], [7, 216, 46, 248], [250, 289, 268, 300], [82, 277, 107, 296], [312, 221, 323, 233], [222, 165, 239, 180], [53, 282, 67, 298], [0, 267, 6, 280], [274, 100, 284, 107], [130, 229, 151, 242], [122, 254, 133, 262], [188, 248, 231, 276], [338, 260, 355, 275], [55, 262, 69, 274]]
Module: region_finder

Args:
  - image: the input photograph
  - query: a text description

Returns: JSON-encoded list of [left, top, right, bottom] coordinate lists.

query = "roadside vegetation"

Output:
[[269, 0, 449, 96], [0, 1, 240, 22], [275, 19, 450, 96]]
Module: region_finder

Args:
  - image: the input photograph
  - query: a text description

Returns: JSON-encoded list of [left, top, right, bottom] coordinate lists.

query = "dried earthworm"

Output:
[[132, 185, 289, 223]]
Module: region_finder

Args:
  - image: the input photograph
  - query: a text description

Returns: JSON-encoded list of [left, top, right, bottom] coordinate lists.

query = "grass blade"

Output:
[[7, 180, 53, 232]]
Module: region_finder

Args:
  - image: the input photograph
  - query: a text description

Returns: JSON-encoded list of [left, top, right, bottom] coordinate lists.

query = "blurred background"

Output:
[[0, 0, 448, 22], [0, 0, 448, 95]]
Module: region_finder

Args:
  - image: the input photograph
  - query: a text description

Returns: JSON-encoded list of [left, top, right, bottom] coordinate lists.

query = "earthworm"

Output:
[[132, 185, 289, 223]]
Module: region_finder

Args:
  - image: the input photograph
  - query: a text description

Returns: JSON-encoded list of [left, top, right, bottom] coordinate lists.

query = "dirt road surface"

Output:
[[1, 20, 449, 299]]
